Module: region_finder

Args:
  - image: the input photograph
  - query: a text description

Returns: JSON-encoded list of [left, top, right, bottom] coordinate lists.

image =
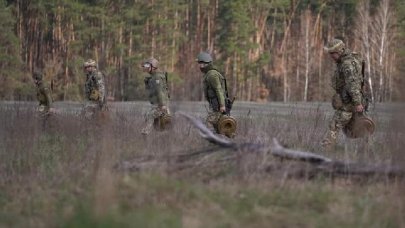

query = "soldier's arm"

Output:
[[207, 72, 225, 107], [342, 62, 362, 105], [96, 72, 106, 103]]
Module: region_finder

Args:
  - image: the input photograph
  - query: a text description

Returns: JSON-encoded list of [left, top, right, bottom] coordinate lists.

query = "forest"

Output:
[[0, 0, 404, 102]]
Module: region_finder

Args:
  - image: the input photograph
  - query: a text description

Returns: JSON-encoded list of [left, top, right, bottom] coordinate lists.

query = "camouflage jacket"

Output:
[[203, 65, 226, 112], [36, 82, 52, 111], [144, 71, 169, 106], [331, 49, 363, 107], [85, 70, 106, 103]]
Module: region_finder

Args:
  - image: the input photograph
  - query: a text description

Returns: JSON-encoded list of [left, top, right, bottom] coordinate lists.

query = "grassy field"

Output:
[[0, 101, 404, 228]]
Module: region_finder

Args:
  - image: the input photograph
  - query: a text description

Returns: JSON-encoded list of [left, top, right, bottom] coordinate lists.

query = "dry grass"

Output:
[[0, 101, 404, 227]]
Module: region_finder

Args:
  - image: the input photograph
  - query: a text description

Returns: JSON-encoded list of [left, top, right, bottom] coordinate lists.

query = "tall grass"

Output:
[[0, 102, 403, 227]]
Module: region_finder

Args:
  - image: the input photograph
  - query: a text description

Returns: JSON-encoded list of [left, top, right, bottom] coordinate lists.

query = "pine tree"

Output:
[[0, 0, 25, 100]]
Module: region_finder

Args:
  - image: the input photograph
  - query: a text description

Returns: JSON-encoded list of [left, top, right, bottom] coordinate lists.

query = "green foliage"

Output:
[[62, 199, 182, 228], [395, 0, 405, 57], [0, 0, 402, 101], [0, 0, 24, 99], [217, 0, 255, 56]]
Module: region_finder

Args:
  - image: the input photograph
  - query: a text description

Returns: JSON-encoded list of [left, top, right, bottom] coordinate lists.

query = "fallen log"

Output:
[[178, 112, 405, 178]]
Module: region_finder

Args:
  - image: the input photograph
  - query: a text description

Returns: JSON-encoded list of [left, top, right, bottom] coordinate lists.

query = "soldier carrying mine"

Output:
[[82, 59, 106, 118], [32, 70, 52, 116], [141, 57, 171, 135], [196, 52, 236, 138], [322, 38, 374, 150]]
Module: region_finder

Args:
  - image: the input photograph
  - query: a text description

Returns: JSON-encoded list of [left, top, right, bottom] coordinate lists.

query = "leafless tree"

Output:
[[370, 0, 396, 102], [355, 0, 375, 103]]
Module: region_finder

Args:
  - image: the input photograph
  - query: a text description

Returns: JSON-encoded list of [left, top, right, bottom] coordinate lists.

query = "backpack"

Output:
[[352, 52, 372, 111]]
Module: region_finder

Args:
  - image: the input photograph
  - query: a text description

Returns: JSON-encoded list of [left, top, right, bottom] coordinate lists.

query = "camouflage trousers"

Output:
[[82, 101, 105, 119], [206, 111, 222, 132], [322, 109, 353, 149], [141, 105, 170, 135]]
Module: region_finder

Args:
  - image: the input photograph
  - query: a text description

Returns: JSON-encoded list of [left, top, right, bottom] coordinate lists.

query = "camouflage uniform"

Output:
[[322, 39, 364, 148], [33, 72, 52, 115], [195, 52, 227, 132], [83, 59, 106, 118], [141, 58, 170, 135], [203, 65, 227, 129]]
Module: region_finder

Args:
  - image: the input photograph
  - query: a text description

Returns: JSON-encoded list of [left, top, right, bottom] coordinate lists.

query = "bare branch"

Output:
[[177, 111, 237, 149], [179, 112, 405, 178], [179, 111, 333, 164], [270, 138, 333, 164]]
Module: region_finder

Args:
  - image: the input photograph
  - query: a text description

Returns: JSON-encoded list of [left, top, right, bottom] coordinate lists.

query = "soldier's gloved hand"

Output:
[[219, 106, 226, 114], [354, 104, 364, 113]]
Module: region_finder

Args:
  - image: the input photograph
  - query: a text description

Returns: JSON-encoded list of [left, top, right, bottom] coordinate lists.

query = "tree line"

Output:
[[0, 0, 403, 102]]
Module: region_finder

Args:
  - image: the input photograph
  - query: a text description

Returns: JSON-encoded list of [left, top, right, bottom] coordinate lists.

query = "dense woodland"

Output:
[[0, 0, 404, 102]]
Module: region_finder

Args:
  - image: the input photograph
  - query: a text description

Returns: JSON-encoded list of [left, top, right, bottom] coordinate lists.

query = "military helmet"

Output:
[[144, 57, 159, 68], [343, 113, 375, 138], [324, 39, 345, 53], [196, 52, 213, 63], [217, 115, 237, 138], [32, 71, 43, 81], [84, 59, 97, 68]]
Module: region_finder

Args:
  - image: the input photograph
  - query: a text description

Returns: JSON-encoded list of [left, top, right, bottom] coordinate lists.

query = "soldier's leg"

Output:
[[36, 105, 47, 129], [205, 111, 221, 133], [322, 110, 352, 149], [141, 106, 161, 135], [158, 107, 172, 130], [82, 102, 98, 119]]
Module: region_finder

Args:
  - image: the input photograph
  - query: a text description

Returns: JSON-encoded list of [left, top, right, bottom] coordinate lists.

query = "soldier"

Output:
[[141, 57, 171, 135], [196, 52, 236, 137], [321, 38, 366, 150], [83, 59, 106, 118], [32, 70, 52, 115]]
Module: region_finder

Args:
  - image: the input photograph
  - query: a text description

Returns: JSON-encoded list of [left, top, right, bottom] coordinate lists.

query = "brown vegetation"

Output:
[[0, 101, 404, 226], [1, 0, 403, 102]]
